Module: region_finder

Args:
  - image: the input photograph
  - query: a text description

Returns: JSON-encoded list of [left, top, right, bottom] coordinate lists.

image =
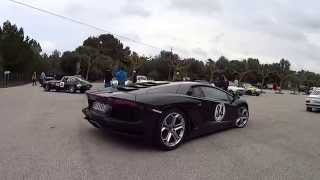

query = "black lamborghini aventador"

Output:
[[82, 82, 249, 150]]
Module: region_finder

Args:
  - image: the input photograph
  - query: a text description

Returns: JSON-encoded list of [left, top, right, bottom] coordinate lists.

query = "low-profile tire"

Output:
[[234, 106, 249, 128], [306, 107, 312, 112], [69, 86, 76, 93], [44, 84, 50, 91], [155, 109, 187, 150]]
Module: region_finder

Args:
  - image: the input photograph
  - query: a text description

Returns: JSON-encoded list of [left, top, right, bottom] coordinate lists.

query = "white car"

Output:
[[228, 86, 246, 96], [306, 88, 320, 112], [136, 75, 148, 83], [243, 83, 262, 96]]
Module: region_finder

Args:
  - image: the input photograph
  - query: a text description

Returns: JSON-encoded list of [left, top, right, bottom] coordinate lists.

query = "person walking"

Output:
[[32, 72, 37, 86], [104, 69, 113, 88], [223, 76, 229, 91], [116, 67, 127, 87]]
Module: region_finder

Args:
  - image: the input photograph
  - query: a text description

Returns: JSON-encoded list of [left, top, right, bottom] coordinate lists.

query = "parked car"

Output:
[[43, 76, 92, 93], [136, 75, 148, 83], [228, 85, 246, 96], [82, 82, 249, 150], [306, 88, 320, 112], [243, 83, 261, 96]]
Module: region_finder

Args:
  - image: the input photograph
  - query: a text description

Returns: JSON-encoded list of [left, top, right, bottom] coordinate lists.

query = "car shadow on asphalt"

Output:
[[82, 125, 240, 152], [84, 127, 159, 152]]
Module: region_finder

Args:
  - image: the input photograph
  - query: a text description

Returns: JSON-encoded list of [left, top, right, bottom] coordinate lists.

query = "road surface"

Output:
[[1, 84, 320, 180]]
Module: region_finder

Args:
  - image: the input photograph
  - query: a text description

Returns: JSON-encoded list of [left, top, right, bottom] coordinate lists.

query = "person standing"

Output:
[[40, 72, 46, 86], [215, 75, 224, 90], [32, 72, 37, 86], [132, 70, 137, 84], [104, 69, 113, 88], [223, 76, 229, 91], [116, 67, 127, 87]]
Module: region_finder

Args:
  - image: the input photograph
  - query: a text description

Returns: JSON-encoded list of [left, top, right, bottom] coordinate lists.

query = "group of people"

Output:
[[31, 71, 46, 86], [104, 68, 138, 88]]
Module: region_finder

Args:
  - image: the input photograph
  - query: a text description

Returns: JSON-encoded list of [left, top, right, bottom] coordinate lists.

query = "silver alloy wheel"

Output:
[[160, 112, 186, 147], [235, 107, 249, 128]]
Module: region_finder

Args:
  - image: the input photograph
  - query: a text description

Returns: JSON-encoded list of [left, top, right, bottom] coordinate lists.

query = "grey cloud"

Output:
[[245, 15, 308, 42], [192, 48, 207, 57], [121, 2, 151, 17], [290, 14, 320, 30], [267, 27, 307, 42], [64, 3, 87, 16], [170, 0, 221, 15], [212, 33, 224, 43]]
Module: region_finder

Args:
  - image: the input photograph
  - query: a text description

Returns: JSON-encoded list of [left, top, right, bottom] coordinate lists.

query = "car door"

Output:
[[59, 77, 69, 90], [194, 86, 235, 132], [55, 77, 66, 90]]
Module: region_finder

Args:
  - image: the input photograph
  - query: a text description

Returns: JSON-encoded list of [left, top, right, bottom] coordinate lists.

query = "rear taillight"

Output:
[[112, 99, 137, 108]]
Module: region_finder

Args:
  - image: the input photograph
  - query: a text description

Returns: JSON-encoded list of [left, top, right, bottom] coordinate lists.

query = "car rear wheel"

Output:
[[44, 84, 50, 91], [156, 110, 187, 150], [306, 107, 312, 112], [235, 106, 249, 128], [80, 89, 86, 93]]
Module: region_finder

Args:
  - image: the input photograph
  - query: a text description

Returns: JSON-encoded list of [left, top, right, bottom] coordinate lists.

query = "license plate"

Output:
[[92, 102, 110, 112]]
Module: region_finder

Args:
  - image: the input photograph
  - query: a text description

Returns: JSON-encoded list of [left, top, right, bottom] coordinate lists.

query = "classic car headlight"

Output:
[[76, 84, 81, 87]]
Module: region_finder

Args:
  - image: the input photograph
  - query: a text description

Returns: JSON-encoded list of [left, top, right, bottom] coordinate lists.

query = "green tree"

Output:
[[60, 51, 80, 76], [216, 56, 229, 71], [0, 20, 43, 77]]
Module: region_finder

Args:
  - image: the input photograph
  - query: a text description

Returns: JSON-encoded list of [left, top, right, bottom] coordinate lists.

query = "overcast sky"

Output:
[[1, 0, 320, 72]]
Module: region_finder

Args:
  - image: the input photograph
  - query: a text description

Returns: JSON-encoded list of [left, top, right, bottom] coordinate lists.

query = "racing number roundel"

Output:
[[59, 82, 64, 88], [214, 103, 226, 122]]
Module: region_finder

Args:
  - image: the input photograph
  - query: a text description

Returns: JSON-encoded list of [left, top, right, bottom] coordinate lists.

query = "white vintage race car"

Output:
[[306, 88, 320, 112], [228, 86, 246, 96]]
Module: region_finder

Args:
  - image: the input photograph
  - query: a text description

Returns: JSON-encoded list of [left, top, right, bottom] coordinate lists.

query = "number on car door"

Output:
[[191, 86, 234, 132]]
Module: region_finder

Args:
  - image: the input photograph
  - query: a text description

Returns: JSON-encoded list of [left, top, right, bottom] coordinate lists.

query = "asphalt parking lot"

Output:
[[1, 84, 320, 180]]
